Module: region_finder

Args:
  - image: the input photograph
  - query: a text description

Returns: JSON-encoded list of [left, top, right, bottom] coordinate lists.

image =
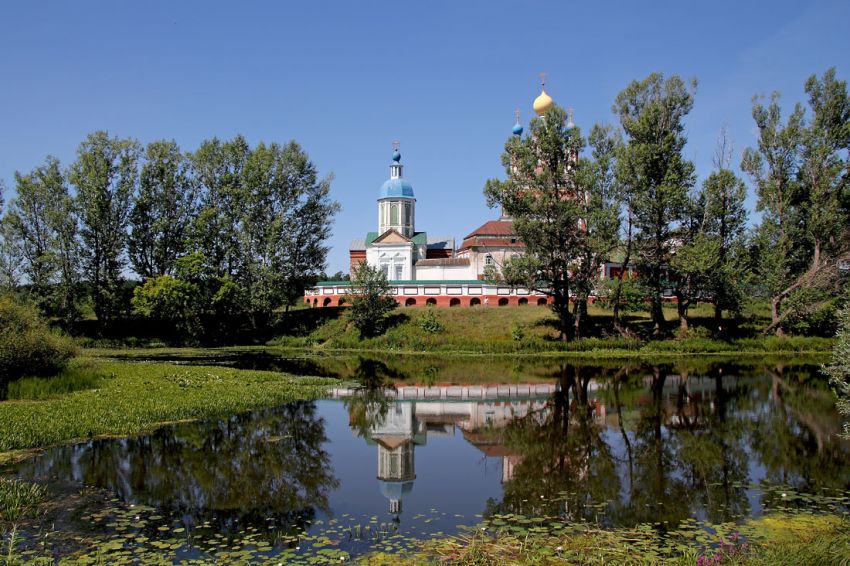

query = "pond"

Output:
[[5, 357, 850, 562]]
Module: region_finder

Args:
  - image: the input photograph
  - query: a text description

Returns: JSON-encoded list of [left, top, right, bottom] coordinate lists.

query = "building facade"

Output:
[[305, 79, 626, 308]]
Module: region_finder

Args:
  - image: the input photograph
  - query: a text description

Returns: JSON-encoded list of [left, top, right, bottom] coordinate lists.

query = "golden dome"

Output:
[[533, 88, 554, 116]]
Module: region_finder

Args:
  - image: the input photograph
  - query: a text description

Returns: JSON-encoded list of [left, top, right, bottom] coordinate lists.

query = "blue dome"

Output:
[[380, 178, 415, 199], [379, 480, 414, 501], [512, 123, 524, 136]]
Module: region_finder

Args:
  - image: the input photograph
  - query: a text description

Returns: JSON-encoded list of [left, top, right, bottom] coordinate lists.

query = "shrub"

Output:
[[0, 296, 76, 380], [418, 308, 444, 334]]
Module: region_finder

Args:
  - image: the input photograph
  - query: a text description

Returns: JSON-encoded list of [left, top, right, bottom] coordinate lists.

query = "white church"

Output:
[[305, 80, 571, 308]]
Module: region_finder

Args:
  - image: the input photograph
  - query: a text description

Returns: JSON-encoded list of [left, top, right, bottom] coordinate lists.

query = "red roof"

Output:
[[459, 237, 525, 251], [462, 219, 517, 239]]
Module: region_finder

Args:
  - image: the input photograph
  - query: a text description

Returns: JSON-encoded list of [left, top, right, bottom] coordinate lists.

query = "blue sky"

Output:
[[1, 1, 848, 274]]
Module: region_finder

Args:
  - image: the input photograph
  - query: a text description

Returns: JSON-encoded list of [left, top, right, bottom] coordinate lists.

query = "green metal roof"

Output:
[[363, 231, 428, 246]]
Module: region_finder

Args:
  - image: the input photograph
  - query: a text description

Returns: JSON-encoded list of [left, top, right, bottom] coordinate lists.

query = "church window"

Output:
[[405, 203, 411, 225], [381, 264, 389, 278], [395, 265, 403, 280], [391, 204, 399, 225], [485, 254, 494, 266]]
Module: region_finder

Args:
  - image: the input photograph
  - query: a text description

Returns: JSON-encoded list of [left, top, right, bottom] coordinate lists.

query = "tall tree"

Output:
[[614, 73, 697, 336], [0, 181, 24, 292], [485, 105, 586, 341], [268, 142, 338, 313], [701, 131, 749, 323], [8, 157, 67, 312], [129, 140, 195, 279], [189, 136, 250, 279], [571, 124, 622, 338], [743, 69, 850, 335], [70, 131, 140, 324], [239, 141, 338, 327]]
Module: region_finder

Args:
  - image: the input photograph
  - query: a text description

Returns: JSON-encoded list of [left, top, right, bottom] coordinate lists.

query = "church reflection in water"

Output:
[[338, 372, 745, 518], [338, 382, 584, 515]]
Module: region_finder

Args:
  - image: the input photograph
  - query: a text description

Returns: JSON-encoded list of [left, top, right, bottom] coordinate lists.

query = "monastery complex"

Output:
[[305, 79, 624, 308]]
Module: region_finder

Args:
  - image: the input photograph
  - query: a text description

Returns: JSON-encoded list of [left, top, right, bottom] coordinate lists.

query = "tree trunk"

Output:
[[573, 297, 587, 340], [714, 301, 722, 325], [612, 210, 633, 337], [770, 296, 786, 337], [677, 295, 689, 333], [651, 295, 664, 337]]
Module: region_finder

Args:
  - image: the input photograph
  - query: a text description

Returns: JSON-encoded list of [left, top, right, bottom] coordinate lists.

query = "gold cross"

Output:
[[539, 71, 546, 87], [514, 108, 521, 123], [392, 140, 400, 151]]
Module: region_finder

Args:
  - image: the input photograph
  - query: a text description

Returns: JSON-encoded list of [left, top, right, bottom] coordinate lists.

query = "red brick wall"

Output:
[[349, 251, 366, 275]]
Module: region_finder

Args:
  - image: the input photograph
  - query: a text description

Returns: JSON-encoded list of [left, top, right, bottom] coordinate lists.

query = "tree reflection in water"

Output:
[[16, 401, 338, 539], [484, 363, 849, 527]]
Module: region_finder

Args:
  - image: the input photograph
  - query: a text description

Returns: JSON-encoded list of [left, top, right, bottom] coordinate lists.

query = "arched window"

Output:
[[405, 298, 416, 307], [323, 298, 331, 307], [470, 298, 481, 307], [518, 298, 528, 306], [498, 298, 509, 306], [449, 298, 461, 307], [426, 298, 436, 306], [537, 298, 547, 306], [391, 203, 399, 225]]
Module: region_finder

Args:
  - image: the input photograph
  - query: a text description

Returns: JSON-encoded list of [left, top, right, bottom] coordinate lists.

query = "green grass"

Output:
[[0, 477, 46, 523], [265, 304, 834, 357], [4, 365, 107, 400], [0, 358, 336, 453]]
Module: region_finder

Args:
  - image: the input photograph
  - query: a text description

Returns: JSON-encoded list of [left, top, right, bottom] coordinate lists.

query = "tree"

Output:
[[700, 132, 749, 322], [7, 157, 79, 317], [131, 274, 201, 342], [129, 140, 195, 279], [239, 141, 338, 327], [824, 305, 850, 439], [484, 105, 586, 341], [0, 181, 23, 292], [188, 136, 250, 279], [70, 131, 140, 324], [743, 69, 850, 335], [347, 262, 397, 338], [614, 73, 697, 336], [570, 124, 622, 338]]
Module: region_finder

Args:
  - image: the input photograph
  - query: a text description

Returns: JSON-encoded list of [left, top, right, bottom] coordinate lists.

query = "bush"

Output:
[[418, 308, 444, 334], [0, 295, 76, 380]]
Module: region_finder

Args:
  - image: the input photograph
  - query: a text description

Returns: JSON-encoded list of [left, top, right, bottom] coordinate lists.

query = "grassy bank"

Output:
[[263, 304, 833, 357], [0, 358, 335, 456]]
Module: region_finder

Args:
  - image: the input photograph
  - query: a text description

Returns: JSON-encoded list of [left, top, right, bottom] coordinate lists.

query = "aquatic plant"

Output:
[[0, 360, 336, 451]]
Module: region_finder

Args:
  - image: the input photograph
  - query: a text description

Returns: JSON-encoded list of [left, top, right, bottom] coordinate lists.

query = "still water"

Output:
[[8, 359, 850, 560]]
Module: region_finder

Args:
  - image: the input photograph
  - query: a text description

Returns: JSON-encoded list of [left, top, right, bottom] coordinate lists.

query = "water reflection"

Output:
[[336, 361, 849, 530], [9, 360, 850, 553], [16, 401, 338, 537]]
